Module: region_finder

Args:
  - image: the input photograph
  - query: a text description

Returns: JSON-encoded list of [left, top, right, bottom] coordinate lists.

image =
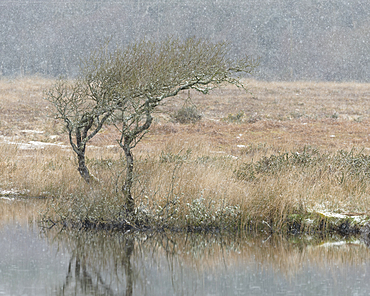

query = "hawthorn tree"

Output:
[[45, 45, 140, 183], [47, 37, 257, 215], [45, 76, 116, 183], [108, 38, 257, 213]]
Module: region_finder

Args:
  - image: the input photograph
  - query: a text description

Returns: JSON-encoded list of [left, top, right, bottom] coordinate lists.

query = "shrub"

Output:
[[173, 105, 202, 124]]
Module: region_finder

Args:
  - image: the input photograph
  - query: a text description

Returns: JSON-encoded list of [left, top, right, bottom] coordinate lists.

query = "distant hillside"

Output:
[[1, 0, 370, 81]]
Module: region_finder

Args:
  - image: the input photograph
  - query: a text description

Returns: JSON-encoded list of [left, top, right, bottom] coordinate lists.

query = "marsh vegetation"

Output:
[[0, 77, 370, 233]]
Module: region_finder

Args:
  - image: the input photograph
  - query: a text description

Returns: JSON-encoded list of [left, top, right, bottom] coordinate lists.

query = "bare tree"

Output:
[[45, 46, 120, 183], [109, 38, 257, 214], [46, 37, 257, 215], [45, 42, 150, 184]]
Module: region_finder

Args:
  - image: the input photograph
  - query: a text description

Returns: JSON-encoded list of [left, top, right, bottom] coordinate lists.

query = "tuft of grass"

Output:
[[234, 147, 370, 227]]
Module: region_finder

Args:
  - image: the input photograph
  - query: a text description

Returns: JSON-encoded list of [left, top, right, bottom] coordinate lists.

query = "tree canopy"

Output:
[[46, 37, 257, 213]]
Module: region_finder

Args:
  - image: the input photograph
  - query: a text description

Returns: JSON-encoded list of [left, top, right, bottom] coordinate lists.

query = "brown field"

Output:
[[2, 78, 370, 151], [1, 77, 370, 229]]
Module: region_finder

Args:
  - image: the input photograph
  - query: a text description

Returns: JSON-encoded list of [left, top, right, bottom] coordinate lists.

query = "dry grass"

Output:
[[1, 77, 370, 230]]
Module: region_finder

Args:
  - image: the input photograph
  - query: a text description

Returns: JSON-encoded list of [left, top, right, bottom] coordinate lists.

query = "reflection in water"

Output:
[[57, 234, 134, 296], [48, 229, 370, 296], [2, 198, 370, 295]]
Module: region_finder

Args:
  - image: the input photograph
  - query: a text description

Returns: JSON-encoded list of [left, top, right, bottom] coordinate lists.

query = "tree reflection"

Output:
[[46, 228, 370, 296], [52, 230, 136, 296], [361, 223, 370, 248], [60, 253, 117, 295], [49, 230, 240, 295]]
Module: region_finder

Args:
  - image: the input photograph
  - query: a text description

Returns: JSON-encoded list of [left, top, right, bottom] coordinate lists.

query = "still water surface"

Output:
[[1, 199, 370, 296]]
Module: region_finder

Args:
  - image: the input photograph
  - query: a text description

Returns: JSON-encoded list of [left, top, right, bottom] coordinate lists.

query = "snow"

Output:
[[0, 189, 19, 195], [227, 155, 238, 160], [315, 209, 367, 223], [0, 136, 69, 150], [11, 141, 68, 150], [0, 196, 15, 201], [20, 130, 45, 134], [318, 240, 362, 248]]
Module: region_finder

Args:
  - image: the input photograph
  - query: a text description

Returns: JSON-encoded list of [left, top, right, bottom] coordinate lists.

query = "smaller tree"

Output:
[[45, 79, 112, 183], [45, 42, 152, 184], [45, 46, 120, 183]]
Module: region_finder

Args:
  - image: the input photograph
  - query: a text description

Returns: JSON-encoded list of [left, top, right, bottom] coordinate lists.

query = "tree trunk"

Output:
[[122, 141, 135, 214], [76, 127, 90, 183], [77, 151, 90, 183]]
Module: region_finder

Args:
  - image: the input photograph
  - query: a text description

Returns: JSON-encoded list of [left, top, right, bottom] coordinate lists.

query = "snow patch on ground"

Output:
[[13, 141, 69, 150], [20, 129, 45, 134], [0, 189, 30, 200], [0, 196, 15, 201], [318, 240, 362, 248], [0, 189, 27, 198], [227, 155, 238, 160], [308, 203, 369, 224], [0, 189, 19, 195], [315, 210, 367, 223], [0, 136, 69, 149], [316, 210, 350, 219], [305, 218, 314, 225]]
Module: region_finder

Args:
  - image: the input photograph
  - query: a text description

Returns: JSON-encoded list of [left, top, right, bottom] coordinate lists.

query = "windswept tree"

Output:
[[109, 38, 257, 214], [45, 42, 155, 184], [45, 48, 119, 183], [46, 37, 257, 215]]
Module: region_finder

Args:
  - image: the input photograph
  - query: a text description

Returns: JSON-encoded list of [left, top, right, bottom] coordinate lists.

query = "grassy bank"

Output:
[[1, 77, 370, 233]]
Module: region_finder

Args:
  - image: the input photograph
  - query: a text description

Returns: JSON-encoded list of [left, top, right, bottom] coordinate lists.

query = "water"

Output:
[[0, 223, 70, 295], [1, 199, 370, 296]]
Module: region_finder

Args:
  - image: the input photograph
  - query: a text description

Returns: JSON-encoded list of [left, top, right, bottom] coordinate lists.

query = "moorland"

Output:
[[1, 77, 370, 233]]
